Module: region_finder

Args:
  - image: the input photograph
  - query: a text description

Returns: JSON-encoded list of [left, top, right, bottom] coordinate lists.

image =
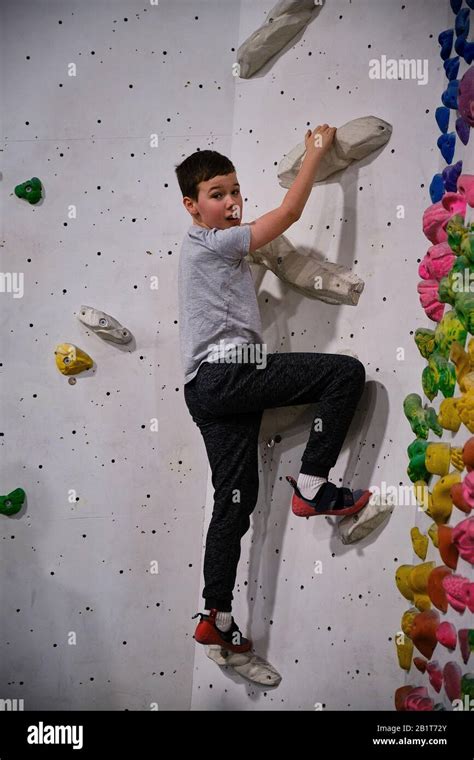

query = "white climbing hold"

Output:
[[278, 116, 393, 187], [206, 645, 282, 686], [77, 305, 132, 344], [247, 232, 365, 306], [337, 492, 395, 544], [236, 0, 322, 79]]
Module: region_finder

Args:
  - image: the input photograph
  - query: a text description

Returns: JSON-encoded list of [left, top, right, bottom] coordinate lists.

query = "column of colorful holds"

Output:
[[397, 0, 474, 712]]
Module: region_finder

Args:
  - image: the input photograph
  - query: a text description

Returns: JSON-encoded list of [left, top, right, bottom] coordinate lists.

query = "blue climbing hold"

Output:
[[441, 79, 459, 109], [463, 41, 474, 64], [437, 132, 456, 164], [456, 116, 471, 145], [438, 29, 454, 60], [455, 35, 474, 63], [435, 106, 450, 133], [455, 8, 470, 38], [442, 161, 463, 192], [455, 34, 466, 56], [451, 0, 462, 12], [444, 57, 460, 81], [430, 174, 445, 203]]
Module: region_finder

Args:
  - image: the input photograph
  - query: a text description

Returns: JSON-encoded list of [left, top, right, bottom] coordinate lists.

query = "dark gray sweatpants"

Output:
[[184, 352, 366, 612]]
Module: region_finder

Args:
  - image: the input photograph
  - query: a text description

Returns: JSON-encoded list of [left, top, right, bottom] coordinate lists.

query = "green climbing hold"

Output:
[[414, 311, 467, 359], [453, 290, 474, 334], [445, 215, 471, 256], [403, 393, 443, 439], [414, 328, 436, 359], [438, 257, 471, 307], [0, 488, 26, 516], [460, 223, 474, 261], [421, 353, 456, 401], [461, 673, 474, 702], [407, 438, 432, 483], [14, 177, 42, 204]]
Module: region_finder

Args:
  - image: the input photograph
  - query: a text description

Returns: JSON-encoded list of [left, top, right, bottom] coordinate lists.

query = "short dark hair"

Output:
[[174, 150, 236, 201]]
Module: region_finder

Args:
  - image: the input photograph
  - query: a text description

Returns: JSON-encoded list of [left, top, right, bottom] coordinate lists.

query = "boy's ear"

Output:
[[182, 197, 196, 216]]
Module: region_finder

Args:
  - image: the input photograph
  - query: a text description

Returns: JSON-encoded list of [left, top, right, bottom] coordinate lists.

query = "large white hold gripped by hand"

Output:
[[278, 116, 393, 187]]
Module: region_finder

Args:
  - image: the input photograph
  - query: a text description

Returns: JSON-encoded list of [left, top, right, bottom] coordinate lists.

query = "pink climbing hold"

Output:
[[461, 471, 474, 509], [440, 191, 467, 217], [442, 573, 474, 613], [452, 516, 474, 565], [417, 279, 446, 322], [405, 688, 434, 711], [457, 174, 474, 207], [418, 242, 456, 281], [436, 621, 457, 651], [426, 660, 443, 692], [422, 202, 450, 244], [443, 661, 462, 702]]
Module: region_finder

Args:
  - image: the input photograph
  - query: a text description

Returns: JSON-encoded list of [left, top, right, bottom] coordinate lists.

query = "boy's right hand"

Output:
[[304, 123, 336, 159]]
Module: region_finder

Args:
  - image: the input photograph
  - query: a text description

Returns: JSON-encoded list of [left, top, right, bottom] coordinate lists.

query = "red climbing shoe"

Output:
[[286, 475, 372, 518], [192, 608, 252, 653]]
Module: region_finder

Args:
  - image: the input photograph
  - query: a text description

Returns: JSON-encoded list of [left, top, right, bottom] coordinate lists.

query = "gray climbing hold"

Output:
[[77, 306, 132, 344], [278, 116, 393, 187], [337, 492, 395, 544], [206, 645, 282, 686], [246, 233, 365, 306], [258, 403, 311, 446], [236, 0, 322, 79]]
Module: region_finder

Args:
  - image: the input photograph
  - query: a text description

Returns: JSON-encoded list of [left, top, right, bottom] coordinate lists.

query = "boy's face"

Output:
[[183, 172, 243, 230]]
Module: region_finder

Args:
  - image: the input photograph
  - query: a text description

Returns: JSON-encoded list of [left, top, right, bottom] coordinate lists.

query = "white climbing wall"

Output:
[[0, 0, 467, 713]]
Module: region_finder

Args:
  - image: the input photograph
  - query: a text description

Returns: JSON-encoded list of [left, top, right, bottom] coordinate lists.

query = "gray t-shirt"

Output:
[[178, 223, 263, 384]]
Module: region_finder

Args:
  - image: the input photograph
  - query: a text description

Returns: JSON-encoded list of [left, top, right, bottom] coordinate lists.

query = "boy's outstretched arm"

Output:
[[248, 123, 336, 254]]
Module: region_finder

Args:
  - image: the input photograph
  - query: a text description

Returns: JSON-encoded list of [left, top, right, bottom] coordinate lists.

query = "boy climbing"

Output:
[[175, 124, 372, 654]]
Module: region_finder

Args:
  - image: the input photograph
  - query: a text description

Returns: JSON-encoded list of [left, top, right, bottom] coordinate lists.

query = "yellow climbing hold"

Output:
[[414, 480, 431, 514], [450, 339, 474, 393], [425, 443, 451, 476], [401, 607, 418, 638], [409, 561, 436, 611], [411, 527, 429, 560], [395, 633, 414, 671], [438, 397, 462, 432], [396, 566, 414, 602], [396, 564, 435, 611], [428, 522, 439, 548], [430, 471, 460, 524], [456, 388, 474, 433], [55, 343, 94, 375]]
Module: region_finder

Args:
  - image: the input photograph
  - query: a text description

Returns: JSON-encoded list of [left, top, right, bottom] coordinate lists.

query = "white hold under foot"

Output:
[[206, 646, 282, 686]]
